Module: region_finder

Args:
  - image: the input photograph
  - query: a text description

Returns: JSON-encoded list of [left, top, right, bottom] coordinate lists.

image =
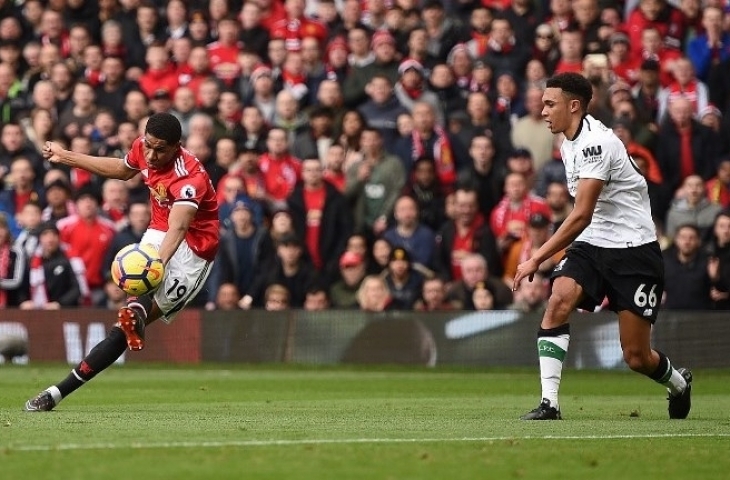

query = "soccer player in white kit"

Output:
[[513, 73, 692, 420]]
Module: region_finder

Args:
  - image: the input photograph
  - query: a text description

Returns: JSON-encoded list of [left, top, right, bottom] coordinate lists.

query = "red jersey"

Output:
[[58, 214, 116, 289], [270, 16, 328, 52], [124, 138, 220, 261], [258, 153, 302, 201], [489, 194, 552, 239], [206, 41, 242, 86]]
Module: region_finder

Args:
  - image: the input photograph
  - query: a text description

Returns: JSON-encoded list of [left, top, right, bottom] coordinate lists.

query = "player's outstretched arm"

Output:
[[513, 178, 604, 290], [157, 204, 197, 266], [43, 141, 137, 180]]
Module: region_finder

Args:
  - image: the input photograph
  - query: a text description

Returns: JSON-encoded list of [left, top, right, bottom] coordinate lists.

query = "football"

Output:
[[110, 243, 165, 295]]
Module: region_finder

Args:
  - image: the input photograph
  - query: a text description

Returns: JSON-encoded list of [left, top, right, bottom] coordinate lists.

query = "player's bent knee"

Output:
[[622, 347, 652, 372]]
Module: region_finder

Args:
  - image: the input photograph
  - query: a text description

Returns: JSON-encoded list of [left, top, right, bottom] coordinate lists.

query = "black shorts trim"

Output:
[[550, 241, 664, 323]]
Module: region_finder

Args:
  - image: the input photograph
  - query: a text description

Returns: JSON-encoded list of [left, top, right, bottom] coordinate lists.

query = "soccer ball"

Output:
[[110, 243, 165, 295]]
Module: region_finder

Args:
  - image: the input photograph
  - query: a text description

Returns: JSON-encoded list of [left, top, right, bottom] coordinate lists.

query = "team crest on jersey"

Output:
[[181, 184, 196, 199], [149, 182, 169, 207]]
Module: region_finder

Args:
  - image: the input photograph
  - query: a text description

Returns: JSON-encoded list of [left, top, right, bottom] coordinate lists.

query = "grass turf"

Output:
[[1, 365, 729, 480]]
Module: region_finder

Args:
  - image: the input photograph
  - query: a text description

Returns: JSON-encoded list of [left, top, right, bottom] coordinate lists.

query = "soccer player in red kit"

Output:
[[25, 113, 219, 412]]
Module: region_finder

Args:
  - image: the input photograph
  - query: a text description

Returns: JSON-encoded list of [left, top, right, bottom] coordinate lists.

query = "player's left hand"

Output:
[[513, 258, 539, 292]]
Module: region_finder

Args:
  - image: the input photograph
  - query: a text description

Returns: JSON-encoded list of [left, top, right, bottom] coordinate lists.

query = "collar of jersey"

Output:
[[566, 114, 589, 142]]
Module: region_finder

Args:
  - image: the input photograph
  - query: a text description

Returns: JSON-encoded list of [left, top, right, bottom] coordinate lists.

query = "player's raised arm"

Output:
[[43, 141, 137, 180]]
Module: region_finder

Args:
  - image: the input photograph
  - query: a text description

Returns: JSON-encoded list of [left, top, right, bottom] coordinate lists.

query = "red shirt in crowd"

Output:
[[270, 16, 328, 52], [124, 137, 220, 261], [58, 214, 116, 289], [138, 63, 179, 99], [489, 195, 552, 240], [258, 153, 302, 201]]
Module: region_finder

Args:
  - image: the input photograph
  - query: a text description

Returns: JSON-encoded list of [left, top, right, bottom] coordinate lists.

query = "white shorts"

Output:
[[140, 229, 213, 324]]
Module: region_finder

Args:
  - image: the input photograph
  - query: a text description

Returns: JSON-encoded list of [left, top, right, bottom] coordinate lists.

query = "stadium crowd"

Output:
[[0, 0, 729, 313]]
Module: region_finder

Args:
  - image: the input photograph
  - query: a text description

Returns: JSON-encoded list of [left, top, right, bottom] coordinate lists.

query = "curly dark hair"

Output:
[[546, 73, 593, 112], [145, 112, 182, 145]]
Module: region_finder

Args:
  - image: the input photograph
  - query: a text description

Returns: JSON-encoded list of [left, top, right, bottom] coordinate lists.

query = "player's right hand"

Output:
[[43, 141, 64, 163]]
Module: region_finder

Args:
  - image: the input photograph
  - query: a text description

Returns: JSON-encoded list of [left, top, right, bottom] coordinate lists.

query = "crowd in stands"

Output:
[[1, 0, 730, 313]]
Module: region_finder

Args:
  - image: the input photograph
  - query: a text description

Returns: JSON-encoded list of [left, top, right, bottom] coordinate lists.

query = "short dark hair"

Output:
[[145, 113, 182, 145], [546, 72, 593, 111]]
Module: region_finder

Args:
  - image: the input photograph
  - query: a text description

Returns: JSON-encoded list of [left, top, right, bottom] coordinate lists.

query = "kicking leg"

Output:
[[617, 310, 692, 419], [521, 276, 584, 420], [24, 296, 162, 412]]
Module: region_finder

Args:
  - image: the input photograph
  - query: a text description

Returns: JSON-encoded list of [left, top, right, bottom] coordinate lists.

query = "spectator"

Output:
[[633, 59, 662, 126], [663, 224, 712, 310], [42, 178, 75, 223], [490, 172, 552, 253], [401, 157, 447, 232], [0, 212, 26, 308], [446, 253, 512, 310], [544, 181, 573, 231], [288, 157, 352, 282], [393, 101, 466, 191], [20, 222, 82, 310], [13, 201, 42, 260], [502, 212, 564, 285], [707, 210, 730, 309], [241, 233, 315, 309], [345, 127, 405, 238], [322, 143, 347, 192], [414, 277, 460, 311], [208, 199, 271, 311], [102, 200, 150, 284], [382, 246, 424, 309], [434, 187, 502, 281], [393, 61, 443, 126], [239, 2, 271, 61], [656, 58, 709, 123], [687, 7, 730, 83], [329, 250, 368, 308], [511, 86, 554, 171], [456, 91, 512, 166], [357, 74, 408, 147], [0, 122, 43, 183], [271, 89, 308, 143], [292, 106, 335, 161], [655, 96, 720, 194], [270, 0, 328, 54], [264, 283, 290, 311], [665, 175, 723, 240], [57, 185, 116, 306], [21, 108, 54, 158], [356, 274, 403, 311], [336, 109, 366, 172], [370, 237, 393, 275], [239, 105, 269, 154], [706, 159, 730, 209], [508, 273, 549, 313], [342, 28, 399, 107], [429, 64, 467, 120], [303, 285, 330, 311], [258, 127, 302, 211], [383, 195, 436, 269], [472, 283, 495, 311], [100, 179, 128, 228], [0, 157, 43, 238]]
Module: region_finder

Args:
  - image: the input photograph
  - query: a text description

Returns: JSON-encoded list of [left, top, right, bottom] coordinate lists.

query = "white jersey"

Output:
[[560, 115, 656, 248]]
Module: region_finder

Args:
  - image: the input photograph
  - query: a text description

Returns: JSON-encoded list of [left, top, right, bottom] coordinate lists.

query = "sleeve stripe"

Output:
[[174, 200, 199, 209]]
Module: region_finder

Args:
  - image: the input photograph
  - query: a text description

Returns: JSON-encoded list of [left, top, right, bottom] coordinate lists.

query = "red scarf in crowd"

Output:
[[0, 244, 9, 307], [412, 126, 456, 190]]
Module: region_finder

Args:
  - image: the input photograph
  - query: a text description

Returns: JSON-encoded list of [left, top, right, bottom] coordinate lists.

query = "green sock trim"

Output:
[[538, 339, 566, 362]]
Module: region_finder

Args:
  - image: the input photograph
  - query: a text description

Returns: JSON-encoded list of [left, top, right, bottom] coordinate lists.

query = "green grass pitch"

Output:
[[1, 365, 729, 480]]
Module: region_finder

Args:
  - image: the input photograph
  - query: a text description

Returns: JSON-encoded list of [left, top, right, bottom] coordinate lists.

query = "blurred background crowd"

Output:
[[0, 0, 729, 314]]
